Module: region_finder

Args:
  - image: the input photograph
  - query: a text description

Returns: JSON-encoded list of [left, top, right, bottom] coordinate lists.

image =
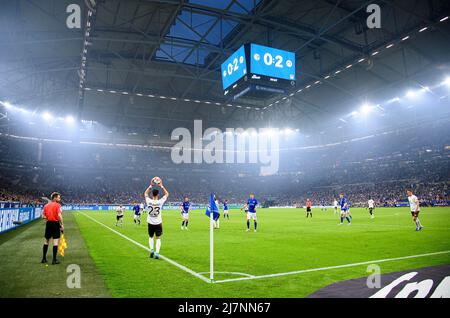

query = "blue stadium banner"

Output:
[[0, 207, 42, 234]]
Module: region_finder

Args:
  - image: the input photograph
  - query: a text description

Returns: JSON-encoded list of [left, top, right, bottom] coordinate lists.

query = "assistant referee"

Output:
[[41, 192, 64, 265]]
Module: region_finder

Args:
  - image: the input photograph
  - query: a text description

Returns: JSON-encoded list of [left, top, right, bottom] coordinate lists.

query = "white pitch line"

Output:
[[198, 271, 255, 278], [213, 250, 450, 284], [78, 212, 211, 283]]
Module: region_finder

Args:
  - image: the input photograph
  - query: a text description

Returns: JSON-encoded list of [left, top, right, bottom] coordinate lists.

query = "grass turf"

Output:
[[70, 207, 450, 297], [0, 212, 110, 297], [1, 207, 449, 297]]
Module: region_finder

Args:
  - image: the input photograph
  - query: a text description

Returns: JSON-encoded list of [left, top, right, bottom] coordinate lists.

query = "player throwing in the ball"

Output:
[[144, 177, 169, 259]]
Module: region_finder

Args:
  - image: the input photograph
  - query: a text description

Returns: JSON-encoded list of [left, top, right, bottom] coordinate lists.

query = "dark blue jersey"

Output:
[[181, 201, 190, 213], [247, 198, 258, 213], [224, 202, 228, 210], [133, 205, 140, 215], [339, 197, 347, 210]]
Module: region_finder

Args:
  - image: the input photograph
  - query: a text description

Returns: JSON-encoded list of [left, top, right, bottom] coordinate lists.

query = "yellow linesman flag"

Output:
[[58, 234, 68, 257]]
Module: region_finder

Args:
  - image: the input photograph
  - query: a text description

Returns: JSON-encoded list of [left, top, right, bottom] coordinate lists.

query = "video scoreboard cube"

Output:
[[221, 43, 296, 99]]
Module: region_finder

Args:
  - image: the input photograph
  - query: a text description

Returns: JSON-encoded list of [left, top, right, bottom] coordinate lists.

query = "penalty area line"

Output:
[[78, 212, 211, 284], [213, 250, 450, 284]]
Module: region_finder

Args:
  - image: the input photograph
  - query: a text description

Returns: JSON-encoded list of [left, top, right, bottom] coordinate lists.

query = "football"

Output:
[[151, 176, 162, 185]]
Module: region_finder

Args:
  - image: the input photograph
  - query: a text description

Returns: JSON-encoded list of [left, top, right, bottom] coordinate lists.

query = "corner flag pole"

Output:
[[210, 211, 214, 282]]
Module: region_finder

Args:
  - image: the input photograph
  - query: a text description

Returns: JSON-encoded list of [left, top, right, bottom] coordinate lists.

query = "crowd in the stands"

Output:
[[0, 119, 449, 207]]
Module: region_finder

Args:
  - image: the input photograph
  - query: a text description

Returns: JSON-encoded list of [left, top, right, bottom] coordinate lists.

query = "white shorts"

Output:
[[181, 212, 189, 220], [247, 212, 257, 220], [134, 214, 140, 219], [340, 209, 347, 215], [224, 209, 229, 214]]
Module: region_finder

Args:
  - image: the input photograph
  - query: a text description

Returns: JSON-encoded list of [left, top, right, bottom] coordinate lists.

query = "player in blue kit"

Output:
[[132, 203, 141, 225], [180, 197, 190, 230], [242, 193, 258, 232], [223, 200, 230, 219], [338, 193, 351, 225]]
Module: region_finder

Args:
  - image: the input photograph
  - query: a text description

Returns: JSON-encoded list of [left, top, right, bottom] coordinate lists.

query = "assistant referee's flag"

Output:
[[58, 234, 68, 257], [205, 193, 219, 219]]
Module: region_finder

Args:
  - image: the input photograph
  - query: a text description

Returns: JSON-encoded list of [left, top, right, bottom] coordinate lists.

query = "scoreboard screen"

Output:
[[249, 44, 296, 81], [221, 45, 247, 90]]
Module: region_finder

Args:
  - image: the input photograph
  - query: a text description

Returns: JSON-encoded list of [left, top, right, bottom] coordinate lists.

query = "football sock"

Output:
[[340, 216, 344, 223], [185, 221, 188, 228], [182, 220, 185, 227], [52, 245, 58, 261], [247, 220, 250, 229], [346, 217, 351, 223], [156, 239, 161, 253], [149, 237, 154, 251], [216, 220, 220, 228], [254, 221, 257, 230], [42, 244, 48, 260]]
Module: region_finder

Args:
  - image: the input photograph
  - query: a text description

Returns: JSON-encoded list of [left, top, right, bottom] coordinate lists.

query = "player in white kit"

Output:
[[368, 198, 375, 219], [333, 199, 338, 215], [407, 189, 423, 231], [115, 205, 124, 227], [144, 180, 169, 259]]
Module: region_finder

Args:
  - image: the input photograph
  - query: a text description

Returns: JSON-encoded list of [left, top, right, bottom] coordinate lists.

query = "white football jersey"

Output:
[[116, 206, 124, 216], [145, 195, 167, 225], [139, 203, 144, 209], [368, 199, 374, 208], [408, 195, 420, 212], [333, 200, 338, 208]]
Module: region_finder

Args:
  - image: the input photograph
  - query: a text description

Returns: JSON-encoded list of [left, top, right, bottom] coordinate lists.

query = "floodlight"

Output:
[[42, 112, 53, 121], [65, 115, 75, 124], [360, 104, 373, 114], [405, 90, 418, 99], [443, 77, 450, 87]]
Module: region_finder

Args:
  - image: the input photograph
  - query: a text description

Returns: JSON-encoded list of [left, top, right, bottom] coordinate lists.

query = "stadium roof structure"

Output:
[[1, 0, 450, 138]]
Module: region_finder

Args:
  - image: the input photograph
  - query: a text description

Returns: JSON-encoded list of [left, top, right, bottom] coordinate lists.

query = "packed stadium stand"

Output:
[[1, 116, 448, 207]]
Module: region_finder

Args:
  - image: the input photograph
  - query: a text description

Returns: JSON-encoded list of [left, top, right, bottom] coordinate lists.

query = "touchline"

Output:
[[170, 120, 280, 175]]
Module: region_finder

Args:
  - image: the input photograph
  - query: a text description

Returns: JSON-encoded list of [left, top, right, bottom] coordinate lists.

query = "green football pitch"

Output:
[[1, 207, 449, 297]]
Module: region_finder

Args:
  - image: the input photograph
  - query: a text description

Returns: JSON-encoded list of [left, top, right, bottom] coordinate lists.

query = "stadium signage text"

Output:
[[308, 264, 450, 298], [0, 207, 42, 234], [171, 120, 279, 175]]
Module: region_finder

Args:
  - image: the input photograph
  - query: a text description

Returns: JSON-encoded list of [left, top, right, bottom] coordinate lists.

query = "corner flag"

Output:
[[205, 193, 218, 282], [205, 193, 220, 219]]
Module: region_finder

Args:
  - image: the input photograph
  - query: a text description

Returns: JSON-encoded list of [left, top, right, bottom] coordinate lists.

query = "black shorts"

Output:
[[411, 211, 420, 217], [148, 223, 163, 237], [116, 215, 123, 221], [369, 207, 374, 212], [307, 207, 311, 212], [45, 221, 61, 240]]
